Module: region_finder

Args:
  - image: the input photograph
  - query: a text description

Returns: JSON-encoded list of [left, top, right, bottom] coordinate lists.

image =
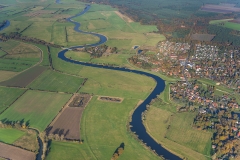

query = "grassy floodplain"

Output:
[[0, 128, 25, 144], [47, 96, 160, 160], [0, 90, 71, 131], [28, 70, 84, 93], [72, 4, 165, 49]]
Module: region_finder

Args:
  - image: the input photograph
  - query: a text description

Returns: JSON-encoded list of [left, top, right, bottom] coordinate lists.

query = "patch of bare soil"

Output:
[[98, 96, 123, 103], [46, 94, 91, 140], [0, 142, 35, 160], [115, 11, 133, 23]]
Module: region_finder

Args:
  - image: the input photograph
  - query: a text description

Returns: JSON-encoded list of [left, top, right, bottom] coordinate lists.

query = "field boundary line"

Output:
[[0, 88, 28, 115]]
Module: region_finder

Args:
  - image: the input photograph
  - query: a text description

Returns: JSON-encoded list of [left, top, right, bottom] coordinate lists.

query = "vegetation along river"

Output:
[[0, 0, 184, 159], [56, 2, 181, 159]]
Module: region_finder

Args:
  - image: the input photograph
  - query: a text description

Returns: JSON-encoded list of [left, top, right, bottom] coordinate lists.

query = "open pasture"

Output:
[[209, 19, 240, 30], [0, 90, 71, 131], [0, 65, 47, 87], [166, 112, 212, 156], [28, 70, 84, 93], [145, 107, 209, 160], [0, 86, 26, 113], [0, 142, 35, 160], [0, 128, 25, 144], [46, 141, 95, 160], [0, 40, 41, 72], [73, 96, 160, 160], [0, 70, 16, 82]]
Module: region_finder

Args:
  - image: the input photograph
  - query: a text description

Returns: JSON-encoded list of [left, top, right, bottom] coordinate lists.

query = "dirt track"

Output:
[[0, 142, 35, 160]]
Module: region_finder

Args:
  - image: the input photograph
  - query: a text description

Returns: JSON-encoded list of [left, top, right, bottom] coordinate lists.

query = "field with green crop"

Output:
[[209, 19, 240, 30], [0, 128, 25, 144], [145, 107, 210, 160], [28, 69, 84, 93], [0, 87, 26, 113], [0, 40, 41, 72], [72, 4, 165, 49], [65, 50, 133, 67], [47, 96, 160, 160], [0, 90, 71, 131]]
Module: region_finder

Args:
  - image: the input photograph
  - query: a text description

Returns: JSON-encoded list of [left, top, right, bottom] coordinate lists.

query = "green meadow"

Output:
[[28, 69, 84, 93], [0, 128, 25, 144], [210, 19, 240, 31], [0, 90, 71, 131]]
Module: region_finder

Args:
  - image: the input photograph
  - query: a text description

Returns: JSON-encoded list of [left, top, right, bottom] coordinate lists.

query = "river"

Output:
[[57, 2, 181, 160]]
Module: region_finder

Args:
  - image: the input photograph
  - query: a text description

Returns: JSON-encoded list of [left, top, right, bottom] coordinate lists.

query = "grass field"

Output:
[[65, 50, 133, 67], [0, 40, 41, 72], [69, 96, 160, 160], [0, 70, 17, 82], [166, 112, 212, 156], [46, 141, 95, 160], [145, 107, 210, 160], [28, 69, 84, 93], [0, 86, 26, 113], [209, 19, 240, 30], [0, 90, 71, 131], [72, 4, 165, 49], [0, 128, 25, 144]]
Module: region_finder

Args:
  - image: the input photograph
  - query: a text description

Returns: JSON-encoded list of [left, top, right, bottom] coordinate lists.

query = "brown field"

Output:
[[24, 10, 53, 17], [200, 4, 240, 13], [0, 142, 35, 160], [46, 94, 91, 140], [0, 66, 47, 87], [191, 34, 215, 41], [115, 11, 133, 23], [0, 70, 16, 82], [98, 96, 123, 103], [230, 19, 240, 24]]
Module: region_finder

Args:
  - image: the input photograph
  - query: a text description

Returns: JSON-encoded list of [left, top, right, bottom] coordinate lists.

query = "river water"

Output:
[[57, 3, 181, 160]]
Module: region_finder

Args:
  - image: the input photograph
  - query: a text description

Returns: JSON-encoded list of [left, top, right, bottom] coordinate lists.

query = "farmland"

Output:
[[46, 96, 160, 160], [0, 66, 47, 87], [0, 40, 41, 72], [0, 142, 35, 160], [209, 19, 240, 30], [46, 94, 91, 140], [0, 86, 26, 113], [0, 128, 25, 144], [145, 107, 211, 160], [28, 70, 84, 93], [0, 90, 71, 131]]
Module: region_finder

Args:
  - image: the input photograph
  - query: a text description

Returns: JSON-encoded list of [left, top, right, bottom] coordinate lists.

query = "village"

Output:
[[129, 41, 240, 93]]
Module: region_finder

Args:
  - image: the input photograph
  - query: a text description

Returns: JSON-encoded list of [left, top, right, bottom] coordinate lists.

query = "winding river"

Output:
[[0, 1, 181, 159], [57, 2, 181, 160]]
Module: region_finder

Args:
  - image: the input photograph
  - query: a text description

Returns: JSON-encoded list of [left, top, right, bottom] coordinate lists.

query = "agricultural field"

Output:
[[46, 94, 91, 140], [0, 128, 25, 144], [28, 70, 84, 93], [72, 4, 165, 49], [200, 4, 240, 13], [0, 90, 71, 131], [209, 19, 240, 30], [47, 96, 160, 160], [0, 65, 47, 87], [0, 70, 16, 82], [145, 107, 210, 160], [0, 142, 35, 160], [0, 40, 41, 72], [190, 34, 215, 41], [0, 86, 26, 113], [46, 141, 95, 160], [166, 112, 212, 156]]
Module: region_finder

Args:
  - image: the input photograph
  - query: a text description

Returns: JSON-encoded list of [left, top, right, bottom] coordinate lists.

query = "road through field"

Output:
[[57, 2, 181, 160]]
